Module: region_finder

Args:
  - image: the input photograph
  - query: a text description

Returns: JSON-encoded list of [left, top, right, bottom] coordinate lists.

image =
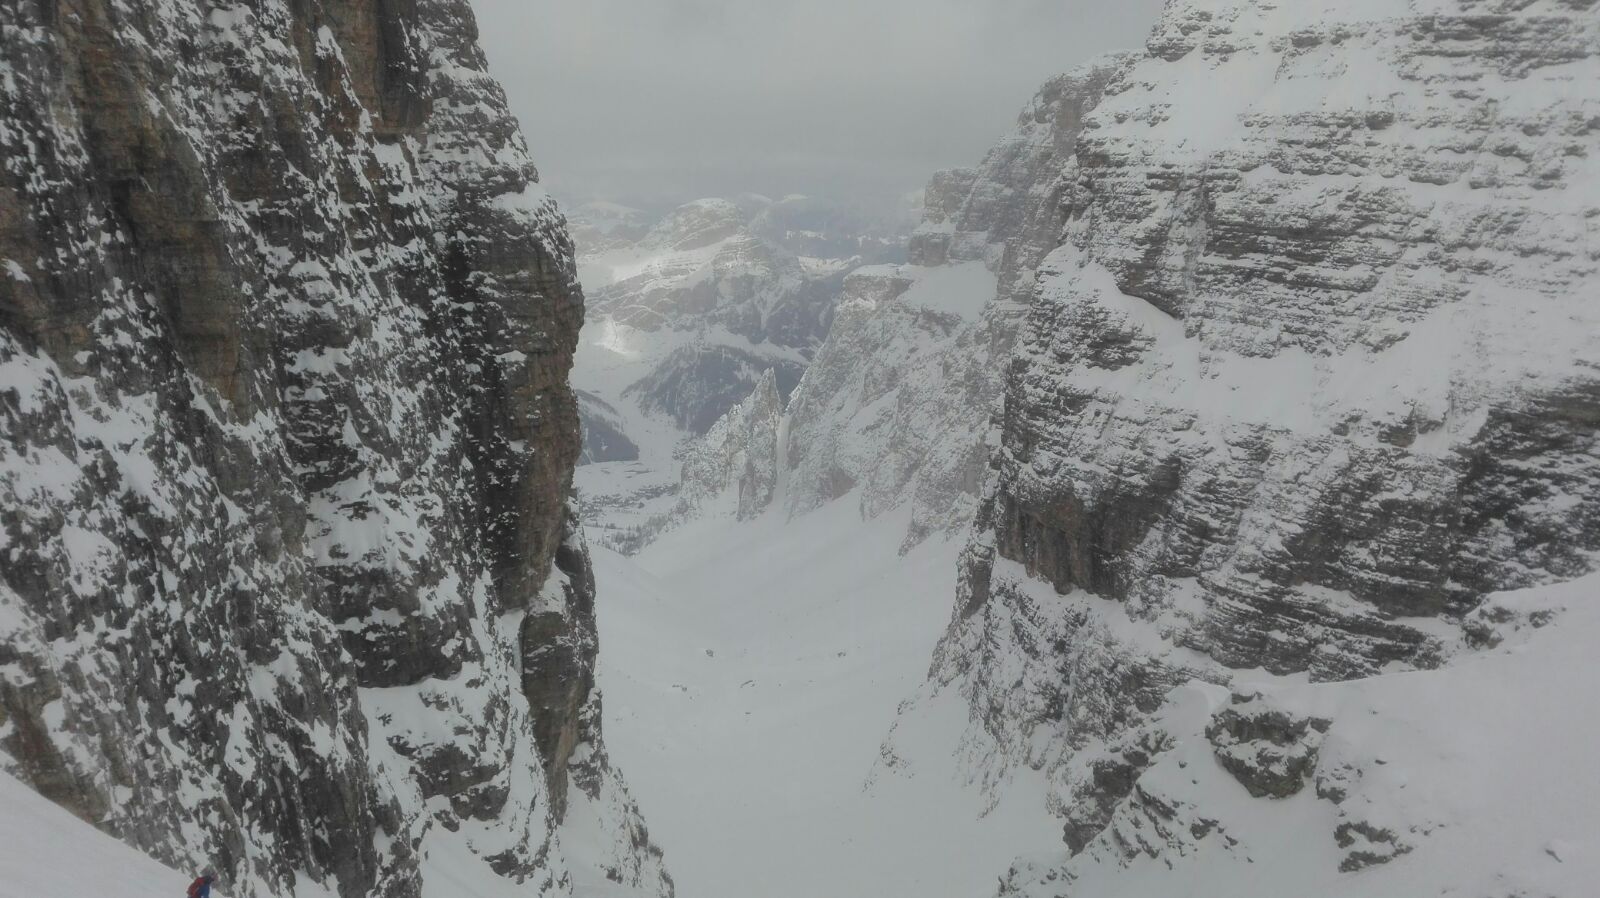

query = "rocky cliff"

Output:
[[902, 0, 1600, 891], [576, 197, 851, 442], [570, 195, 889, 550], [781, 61, 1134, 548], [634, 61, 1132, 553], [0, 2, 668, 897], [676, 369, 784, 522]]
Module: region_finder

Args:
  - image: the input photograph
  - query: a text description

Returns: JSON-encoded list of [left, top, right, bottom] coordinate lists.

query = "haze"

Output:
[[471, 0, 1166, 212]]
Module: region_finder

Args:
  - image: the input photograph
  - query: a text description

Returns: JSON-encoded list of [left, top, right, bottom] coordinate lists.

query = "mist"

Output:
[[470, 0, 1166, 211]]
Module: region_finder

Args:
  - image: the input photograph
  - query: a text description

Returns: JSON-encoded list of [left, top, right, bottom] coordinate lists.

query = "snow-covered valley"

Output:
[[586, 519, 1600, 898], [562, 0, 1600, 894], [589, 504, 1058, 898], [3, 0, 1599, 896]]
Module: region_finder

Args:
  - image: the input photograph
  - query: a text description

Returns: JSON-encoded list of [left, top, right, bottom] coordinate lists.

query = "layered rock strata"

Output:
[[911, 0, 1600, 889], [655, 60, 1134, 550], [0, 2, 669, 896]]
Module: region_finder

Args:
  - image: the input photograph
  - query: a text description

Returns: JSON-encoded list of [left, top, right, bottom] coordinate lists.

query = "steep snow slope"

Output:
[[0, 764, 647, 898], [995, 574, 1600, 898], [0, 768, 665, 898], [0, 770, 273, 898], [589, 503, 1062, 898]]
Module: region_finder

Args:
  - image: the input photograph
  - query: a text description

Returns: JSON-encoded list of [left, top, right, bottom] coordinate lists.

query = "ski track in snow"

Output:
[[589, 500, 1060, 898]]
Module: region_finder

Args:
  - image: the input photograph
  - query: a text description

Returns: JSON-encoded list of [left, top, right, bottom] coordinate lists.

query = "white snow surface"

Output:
[[893, 261, 996, 324], [586, 491, 1600, 898], [589, 501, 1061, 898], [0, 730, 647, 898], [1002, 574, 1600, 898], [0, 769, 316, 898]]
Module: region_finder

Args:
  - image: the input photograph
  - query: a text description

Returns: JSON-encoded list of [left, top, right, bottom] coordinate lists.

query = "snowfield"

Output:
[[0, 760, 655, 898], [590, 502, 1600, 898], [1000, 573, 1600, 898], [588, 500, 1064, 898], [0, 770, 276, 898]]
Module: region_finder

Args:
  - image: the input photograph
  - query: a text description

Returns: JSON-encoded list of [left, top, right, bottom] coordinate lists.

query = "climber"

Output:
[[186, 870, 217, 898]]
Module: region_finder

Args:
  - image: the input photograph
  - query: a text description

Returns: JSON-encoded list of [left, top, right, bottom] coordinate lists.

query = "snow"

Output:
[[491, 182, 554, 215], [1011, 573, 1600, 898], [895, 261, 996, 323], [590, 499, 1062, 898], [577, 224, 736, 293], [4, 2, 1593, 896], [0, 769, 326, 898]]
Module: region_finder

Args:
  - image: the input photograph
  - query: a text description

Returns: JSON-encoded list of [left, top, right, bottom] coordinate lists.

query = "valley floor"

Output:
[[590, 501, 1058, 898]]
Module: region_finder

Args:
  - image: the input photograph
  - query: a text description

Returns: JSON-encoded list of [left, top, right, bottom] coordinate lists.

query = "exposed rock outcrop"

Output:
[[618, 60, 1134, 553], [677, 369, 785, 520], [0, 2, 669, 896], [778, 63, 1138, 548], [1205, 692, 1330, 800], [909, 0, 1600, 891], [574, 197, 855, 446]]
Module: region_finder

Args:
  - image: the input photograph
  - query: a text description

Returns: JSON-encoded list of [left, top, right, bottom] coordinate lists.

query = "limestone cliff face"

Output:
[[0, 2, 668, 897], [579, 198, 845, 439], [773, 61, 1134, 547], [677, 368, 784, 521], [912, 0, 1600, 886], [617, 61, 1133, 554]]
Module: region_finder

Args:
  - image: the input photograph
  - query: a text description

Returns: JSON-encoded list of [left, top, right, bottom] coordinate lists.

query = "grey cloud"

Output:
[[472, 0, 1166, 210]]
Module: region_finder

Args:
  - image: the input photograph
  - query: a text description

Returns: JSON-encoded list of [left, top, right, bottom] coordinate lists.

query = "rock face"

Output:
[[649, 60, 1134, 551], [910, 0, 1600, 891], [677, 369, 785, 521], [0, 2, 669, 897], [576, 197, 853, 442], [570, 195, 896, 549], [597, 59, 1138, 558]]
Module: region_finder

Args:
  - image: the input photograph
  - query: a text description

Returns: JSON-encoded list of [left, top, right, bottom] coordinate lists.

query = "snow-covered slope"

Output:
[[602, 0, 1600, 893], [886, 0, 1600, 893], [0, 769, 274, 898], [589, 504, 1062, 898], [575, 1, 1600, 894], [995, 574, 1600, 898], [0, 3, 667, 897], [565, 68, 1153, 898]]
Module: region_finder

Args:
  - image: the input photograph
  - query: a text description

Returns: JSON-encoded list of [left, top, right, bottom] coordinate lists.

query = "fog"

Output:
[[471, 0, 1166, 212]]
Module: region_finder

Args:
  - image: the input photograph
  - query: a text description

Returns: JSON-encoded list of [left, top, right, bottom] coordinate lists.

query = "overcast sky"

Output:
[[471, 0, 1165, 212]]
